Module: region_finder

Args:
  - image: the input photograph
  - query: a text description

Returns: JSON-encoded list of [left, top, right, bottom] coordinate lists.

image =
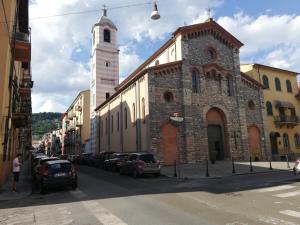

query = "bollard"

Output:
[[286, 154, 290, 169], [250, 156, 253, 172], [232, 157, 236, 174], [205, 158, 210, 177], [174, 160, 177, 177], [269, 160, 273, 170]]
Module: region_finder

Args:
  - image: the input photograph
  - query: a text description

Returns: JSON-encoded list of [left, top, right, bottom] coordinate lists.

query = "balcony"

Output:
[[274, 115, 299, 128], [13, 31, 31, 62]]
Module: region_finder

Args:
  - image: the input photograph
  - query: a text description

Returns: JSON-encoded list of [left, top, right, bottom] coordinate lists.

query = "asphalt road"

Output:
[[0, 165, 300, 225]]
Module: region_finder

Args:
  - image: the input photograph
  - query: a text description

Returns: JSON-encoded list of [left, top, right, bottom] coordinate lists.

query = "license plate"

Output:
[[54, 173, 67, 177]]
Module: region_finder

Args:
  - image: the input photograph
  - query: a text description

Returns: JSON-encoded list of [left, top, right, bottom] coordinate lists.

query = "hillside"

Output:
[[32, 112, 62, 139]]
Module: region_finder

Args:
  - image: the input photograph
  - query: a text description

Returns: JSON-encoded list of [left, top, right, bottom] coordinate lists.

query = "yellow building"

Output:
[[241, 64, 300, 160], [0, 0, 32, 186], [62, 90, 90, 155]]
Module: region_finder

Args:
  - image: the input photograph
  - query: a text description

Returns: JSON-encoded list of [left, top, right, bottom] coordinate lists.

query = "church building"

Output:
[[91, 11, 271, 165]]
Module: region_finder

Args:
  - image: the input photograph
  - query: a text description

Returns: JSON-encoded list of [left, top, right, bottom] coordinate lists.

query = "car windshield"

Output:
[[48, 163, 71, 173], [140, 154, 156, 163]]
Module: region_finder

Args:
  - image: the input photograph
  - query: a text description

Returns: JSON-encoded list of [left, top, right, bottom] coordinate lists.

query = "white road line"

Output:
[[70, 189, 128, 225], [273, 190, 300, 198], [280, 210, 300, 218], [256, 185, 295, 193]]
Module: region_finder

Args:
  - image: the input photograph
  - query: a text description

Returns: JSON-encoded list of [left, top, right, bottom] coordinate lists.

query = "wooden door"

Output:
[[248, 126, 261, 160], [162, 123, 177, 166]]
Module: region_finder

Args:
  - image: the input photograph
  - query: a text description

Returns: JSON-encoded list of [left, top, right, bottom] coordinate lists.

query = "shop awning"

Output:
[[274, 100, 295, 109]]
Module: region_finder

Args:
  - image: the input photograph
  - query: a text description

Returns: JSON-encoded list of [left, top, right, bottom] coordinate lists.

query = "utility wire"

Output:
[[0, 1, 152, 24]]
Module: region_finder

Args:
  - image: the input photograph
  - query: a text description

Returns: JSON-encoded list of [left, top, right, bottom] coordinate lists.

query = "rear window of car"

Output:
[[140, 154, 156, 163], [48, 163, 71, 172]]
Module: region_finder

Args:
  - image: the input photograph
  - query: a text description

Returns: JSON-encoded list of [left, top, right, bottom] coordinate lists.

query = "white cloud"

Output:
[[119, 45, 143, 79]]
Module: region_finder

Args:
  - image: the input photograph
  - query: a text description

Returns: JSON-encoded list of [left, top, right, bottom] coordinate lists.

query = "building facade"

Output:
[[0, 0, 32, 186], [62, 90, 90, 155], [90, 9, 119, 153], [241, 64, 300, 160], [95, 18, 270, 165]]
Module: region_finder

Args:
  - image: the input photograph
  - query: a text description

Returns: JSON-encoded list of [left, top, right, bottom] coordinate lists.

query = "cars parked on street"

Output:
[[103, 153, 128, 172], [32, 157, 60, 181], [119, 153, 160, 178], [36, 160, 77, 194]]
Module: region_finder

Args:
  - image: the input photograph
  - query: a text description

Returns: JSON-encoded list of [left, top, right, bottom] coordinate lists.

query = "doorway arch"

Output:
[[206, 108, 228, 160], [270, 132, 280, 154], [248, 125, 261, 160], [161, 123, 178, 166]]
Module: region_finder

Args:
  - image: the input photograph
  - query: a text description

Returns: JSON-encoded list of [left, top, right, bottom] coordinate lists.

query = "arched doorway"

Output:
[[248, 126, 261, 161], [162, 123, 177, 166], [206, 108, 227, 161], [270, 132, 280, 155]]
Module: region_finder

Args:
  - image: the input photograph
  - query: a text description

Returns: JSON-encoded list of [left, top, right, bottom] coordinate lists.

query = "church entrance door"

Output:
[[248, 126, 261, 161], [162, 123, 177, 166], [207, 125, 224, 160]]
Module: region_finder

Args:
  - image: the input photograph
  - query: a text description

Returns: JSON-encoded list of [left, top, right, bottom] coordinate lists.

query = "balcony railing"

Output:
[[274, 115, 299, 127], [13, 31, 31, 62]]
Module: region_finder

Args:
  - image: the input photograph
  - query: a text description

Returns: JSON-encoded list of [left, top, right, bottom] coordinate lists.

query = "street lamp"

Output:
[[150, 1, 160, 20]]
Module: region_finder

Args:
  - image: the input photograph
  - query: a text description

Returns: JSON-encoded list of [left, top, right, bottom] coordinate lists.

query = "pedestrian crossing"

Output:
[[253, 183, 300, 222]]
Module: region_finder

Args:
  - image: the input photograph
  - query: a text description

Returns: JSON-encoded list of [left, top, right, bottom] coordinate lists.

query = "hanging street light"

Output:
[[150, 1, 160, 20]]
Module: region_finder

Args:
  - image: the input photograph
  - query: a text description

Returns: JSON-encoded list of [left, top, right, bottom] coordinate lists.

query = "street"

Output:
[[0, 166, 300, 225]]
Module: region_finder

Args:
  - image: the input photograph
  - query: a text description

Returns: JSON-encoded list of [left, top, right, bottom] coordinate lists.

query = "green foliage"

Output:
[[32, 112, 62, 138]]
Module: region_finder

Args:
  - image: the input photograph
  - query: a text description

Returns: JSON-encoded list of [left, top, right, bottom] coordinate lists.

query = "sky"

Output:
[[29, 0, 300, 113]]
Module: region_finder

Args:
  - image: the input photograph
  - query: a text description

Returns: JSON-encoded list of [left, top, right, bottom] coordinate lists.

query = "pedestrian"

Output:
[[12, 153, 22, 192]]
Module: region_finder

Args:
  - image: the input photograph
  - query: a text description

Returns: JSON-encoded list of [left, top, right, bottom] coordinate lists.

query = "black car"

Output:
[[87, 153, 102, 167], [36, 160, 77, 193], [103, 153, 128, 172]]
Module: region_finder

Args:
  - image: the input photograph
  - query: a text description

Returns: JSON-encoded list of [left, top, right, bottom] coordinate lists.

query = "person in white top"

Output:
[[12, 153, 22, 192]]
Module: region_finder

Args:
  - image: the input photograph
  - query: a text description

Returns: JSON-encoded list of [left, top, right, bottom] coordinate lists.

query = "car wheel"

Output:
[[133, 169, 139, 178]]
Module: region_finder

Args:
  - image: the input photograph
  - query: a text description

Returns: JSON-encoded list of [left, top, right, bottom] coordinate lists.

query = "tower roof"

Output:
[[92, 8, 117, 31]]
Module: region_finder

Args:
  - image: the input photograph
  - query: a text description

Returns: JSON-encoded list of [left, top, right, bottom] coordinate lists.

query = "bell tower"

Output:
[[90, 7, 119, 153]]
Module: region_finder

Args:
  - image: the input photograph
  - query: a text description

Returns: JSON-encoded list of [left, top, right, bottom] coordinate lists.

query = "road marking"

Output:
[[256, 185, 295, 193], [273, 190, 300, 198], [280, 210, 300, 218], [70, 189, 128, 225]]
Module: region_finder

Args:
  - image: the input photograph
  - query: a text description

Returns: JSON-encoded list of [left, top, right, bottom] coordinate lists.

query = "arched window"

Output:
[[103, 29, 111, 43], [283, 133, 290, 150], [248, 100, 255, 110], [262, 75, 269, 89], [124, 107, 127, 129], [192, 70, 199, 93], [132, 103, 136, 126], [286, 80, 292, 93], [117, 112, 120, 131], [295, 133, 300, 148], [266, 101, 273, 115], [275, 77, 281, 91], [141, 98, 145, 123], [105, 117, 108, 135], [164, 91, 174, 102], [227, 77, 233, 96], [111, 115, 113, 133]]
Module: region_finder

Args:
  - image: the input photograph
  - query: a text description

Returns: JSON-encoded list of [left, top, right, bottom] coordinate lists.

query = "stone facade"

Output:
[[95, 18, 270, 164]]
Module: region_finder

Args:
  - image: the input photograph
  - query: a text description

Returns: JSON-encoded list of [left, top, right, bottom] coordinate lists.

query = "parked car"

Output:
[[36, 160, 77, 194], [76, 153, 92, 165], [293, 157, 300, 175], [67, 155, 78, 163], [103, 153, 128, 172], [31, 154, 48, 175], [119, 153, 160, 178], [32, 157, 60, 181], [87, 153, 102, 167]]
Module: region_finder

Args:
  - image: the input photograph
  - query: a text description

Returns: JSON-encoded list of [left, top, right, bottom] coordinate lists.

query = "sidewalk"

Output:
[[161, 160, 294, 179], [0, 160, 32, 201]]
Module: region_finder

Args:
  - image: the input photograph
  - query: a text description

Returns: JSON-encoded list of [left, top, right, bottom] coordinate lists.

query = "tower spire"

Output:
[[102, 4, 107, 17]]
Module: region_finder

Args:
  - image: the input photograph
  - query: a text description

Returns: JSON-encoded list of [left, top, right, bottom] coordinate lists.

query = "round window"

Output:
[[164, 91, 174, 103], [206, 47, 217, 61]]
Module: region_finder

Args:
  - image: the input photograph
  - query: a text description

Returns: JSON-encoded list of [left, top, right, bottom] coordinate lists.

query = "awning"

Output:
[[274, 100, 295, 109]]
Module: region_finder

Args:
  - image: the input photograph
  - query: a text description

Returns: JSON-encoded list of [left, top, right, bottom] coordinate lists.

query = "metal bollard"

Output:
[[232, 157, 236, 174], [269, 160, 273, 170], [286, 154, 290, 169], [250, 156, 253, 172], [174, 160, 177, 177], [205, 158, 210, 177]]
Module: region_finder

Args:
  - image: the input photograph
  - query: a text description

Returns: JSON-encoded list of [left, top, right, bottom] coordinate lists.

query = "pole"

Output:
[[286, 154, 290, 168], [206, 158, 210, 177], [269, 160, 273, 170], [250, 156, 253, 172], [232, 156, 236, 173], [173, 160, 177, 177]]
